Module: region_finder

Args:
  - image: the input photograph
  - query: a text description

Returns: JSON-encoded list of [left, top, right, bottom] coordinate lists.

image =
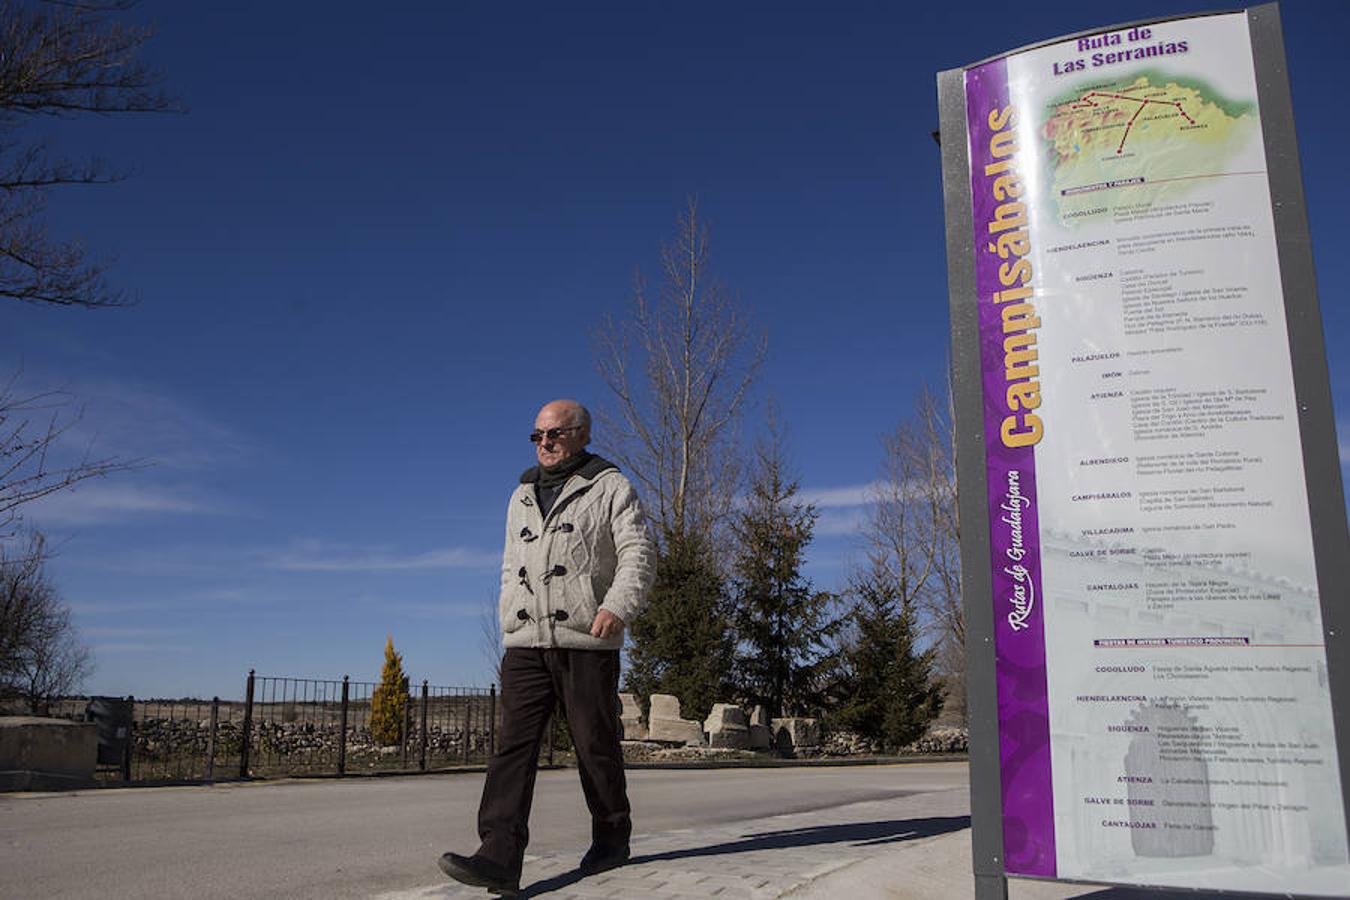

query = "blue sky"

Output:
[[4, 1, 1347, 700]]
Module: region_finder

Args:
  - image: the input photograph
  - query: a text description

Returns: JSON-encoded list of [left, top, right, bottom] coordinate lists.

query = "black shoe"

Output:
[[437, 852, 521, 896], [578, 843, 630, 876]]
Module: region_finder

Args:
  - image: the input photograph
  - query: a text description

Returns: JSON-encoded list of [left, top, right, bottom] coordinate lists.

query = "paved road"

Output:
[[2, 762, 973, 899]]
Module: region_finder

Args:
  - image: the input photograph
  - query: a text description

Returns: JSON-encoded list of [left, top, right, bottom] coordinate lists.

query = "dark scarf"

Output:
[[535, 451, 594, 489]]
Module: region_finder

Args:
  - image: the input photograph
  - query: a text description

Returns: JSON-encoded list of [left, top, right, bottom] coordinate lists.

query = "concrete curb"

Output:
[[3, 754, 968, 793], [626, 754, 968, 771], [0, 769, 96, 792]]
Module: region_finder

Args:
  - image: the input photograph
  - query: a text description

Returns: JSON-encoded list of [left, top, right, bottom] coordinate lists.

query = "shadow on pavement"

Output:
[[1073, 892, 1209, 899], [1046, 886, 1328, 900], [659, 815, 975, 856], [514, 815, 971, 897], [1070, 891, 1267, 899]]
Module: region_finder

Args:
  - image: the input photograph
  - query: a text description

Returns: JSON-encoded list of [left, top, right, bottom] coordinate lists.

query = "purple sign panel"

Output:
[[964, 58, 1055, 877]]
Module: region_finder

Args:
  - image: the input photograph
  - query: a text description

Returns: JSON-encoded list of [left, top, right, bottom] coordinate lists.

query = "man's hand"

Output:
[[591, 609, 625, 640]]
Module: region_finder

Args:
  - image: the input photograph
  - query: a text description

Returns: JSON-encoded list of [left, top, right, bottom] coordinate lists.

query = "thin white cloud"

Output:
[[798, 482, 882, 509], [813, 507, 870, 537], [82, 625, 176, 640], [70, 600, 165, 615], [70, 588, 259, 615], [352, 595, 485, 618], [67, 547, 242, 578], [270, 541, 498, 573], [731, 481, 877, 523], [26, 481, 231, 526], [94, 642, 194, 654], [183, 587, 258, 606], [15, 372, 256, 472]]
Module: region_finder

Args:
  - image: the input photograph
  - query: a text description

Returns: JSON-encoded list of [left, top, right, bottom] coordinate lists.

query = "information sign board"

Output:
[[939, 6, 1350, 896]]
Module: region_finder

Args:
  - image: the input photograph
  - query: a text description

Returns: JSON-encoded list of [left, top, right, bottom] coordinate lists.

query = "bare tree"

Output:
[[909, 385, 963, 723], [0, 0, 178, 308], [0, 530, 91, 712], [855, 383, 965, 724], [0, 3, 170, 526], [864, 400, 939, 620], [594, 198, 762, 544], [0, 373, 135, 533], [596, 200, 760, 717], [0, 530, 45, 684]]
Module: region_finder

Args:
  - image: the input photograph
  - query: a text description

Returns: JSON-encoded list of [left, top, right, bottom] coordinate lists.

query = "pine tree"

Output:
[[729, 429, 838, 718], [831, 558, 945, 752], [370, 636, 410, 747], [624, 530, 735, 722]]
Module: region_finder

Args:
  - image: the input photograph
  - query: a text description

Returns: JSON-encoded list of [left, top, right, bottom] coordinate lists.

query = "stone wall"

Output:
[[6, 690, 968, 783], [819, 725, 969, 757], [85, 716, 497, 779], [619, 694, 967, 760]]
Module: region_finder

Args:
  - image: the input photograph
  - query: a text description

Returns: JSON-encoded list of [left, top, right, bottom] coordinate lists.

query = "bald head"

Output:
[[533, 399, 591, 466], [537, 399, 590, 434]]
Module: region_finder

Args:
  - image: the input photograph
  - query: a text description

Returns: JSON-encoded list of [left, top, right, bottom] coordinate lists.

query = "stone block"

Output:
[[0, 716, 97, 791], [648, 693, 681, 721], [771, 717, 820, 756], [646, 693, 705, 747], [618, 692, 647, 740], [748, 724, 773, 750], [703, 703, 747, 730], [708, 731, 748, 750], [703, 703, 749, 750], [746, 705, 773, 749], [647, 717, 703, 745]]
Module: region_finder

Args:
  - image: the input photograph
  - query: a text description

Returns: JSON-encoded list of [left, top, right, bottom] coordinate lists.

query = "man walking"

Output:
[[440, 399, 656, 896]]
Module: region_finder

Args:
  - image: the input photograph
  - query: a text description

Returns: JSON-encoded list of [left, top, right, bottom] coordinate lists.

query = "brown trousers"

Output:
[[475, 648, 631, 873]]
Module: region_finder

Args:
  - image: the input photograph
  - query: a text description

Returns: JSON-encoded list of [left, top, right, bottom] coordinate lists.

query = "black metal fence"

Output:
[[240, 672, 497, 777], [35, 671, 499, 783]]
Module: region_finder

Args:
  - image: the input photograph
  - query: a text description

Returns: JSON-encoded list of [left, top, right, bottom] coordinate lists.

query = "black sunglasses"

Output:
[[529, 426, 583, 443]]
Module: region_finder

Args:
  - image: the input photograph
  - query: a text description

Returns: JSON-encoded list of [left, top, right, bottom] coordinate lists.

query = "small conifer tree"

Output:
[[831, 558, 945, 752], [729, 425, 839, 718], [370, 636, 410, 747], [624, 530, 735, 722]]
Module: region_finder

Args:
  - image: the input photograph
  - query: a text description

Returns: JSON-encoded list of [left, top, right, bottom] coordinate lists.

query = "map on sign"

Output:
[[1042, 73, 1256, 223]]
